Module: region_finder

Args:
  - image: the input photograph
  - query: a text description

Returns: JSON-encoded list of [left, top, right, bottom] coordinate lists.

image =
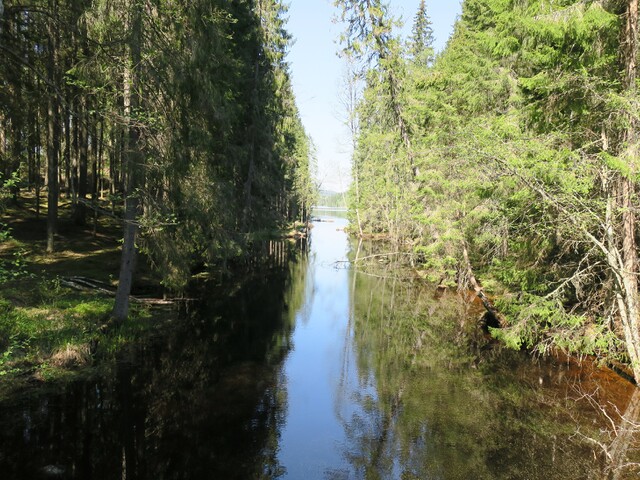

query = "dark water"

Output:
[[1, 214, 639, 479]]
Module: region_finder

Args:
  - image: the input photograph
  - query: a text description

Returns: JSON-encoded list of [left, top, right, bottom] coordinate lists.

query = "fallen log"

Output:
[[60, 276, 115, 295], [60, 276, 177, 305]]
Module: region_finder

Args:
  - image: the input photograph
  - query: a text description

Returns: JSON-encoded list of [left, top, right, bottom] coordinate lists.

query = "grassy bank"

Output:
[[0, 192, 308, 394], [0, 193, 163, 393]]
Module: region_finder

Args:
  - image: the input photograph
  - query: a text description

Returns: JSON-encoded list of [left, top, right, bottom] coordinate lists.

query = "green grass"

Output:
[[0, 276, 160, 387], [0, 191, 165, 391]]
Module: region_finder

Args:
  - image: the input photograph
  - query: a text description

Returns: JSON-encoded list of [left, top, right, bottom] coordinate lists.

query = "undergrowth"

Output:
[[0, 276, 154, 386]]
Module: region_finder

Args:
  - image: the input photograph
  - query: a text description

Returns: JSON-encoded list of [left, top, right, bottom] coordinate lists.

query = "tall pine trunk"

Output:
[[74, 97, 89, 225], [112, 0, 142, 323], [46, 0, 59, 254]]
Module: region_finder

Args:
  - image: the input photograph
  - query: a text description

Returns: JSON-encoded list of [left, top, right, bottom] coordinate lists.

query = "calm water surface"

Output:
[[277, 215, 362, 478], [0, 214, 639, 479]]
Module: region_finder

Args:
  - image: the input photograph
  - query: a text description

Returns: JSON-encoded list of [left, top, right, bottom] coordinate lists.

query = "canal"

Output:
[[0, 213, 639, 479]]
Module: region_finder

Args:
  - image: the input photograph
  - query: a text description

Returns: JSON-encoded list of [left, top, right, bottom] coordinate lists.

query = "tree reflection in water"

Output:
[[1, 233, 639, 479], [606, 388, 640, 479], [338, 239, 640, 480], [0, 240, 308, 480], [574, 386, 640, 479]]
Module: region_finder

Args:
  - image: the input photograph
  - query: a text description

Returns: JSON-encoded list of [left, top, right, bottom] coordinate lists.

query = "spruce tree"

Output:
[[408, 0, 435, 65]]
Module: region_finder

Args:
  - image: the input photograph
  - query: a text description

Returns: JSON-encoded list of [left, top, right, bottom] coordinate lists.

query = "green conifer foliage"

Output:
[[0, 0, 315, 308], [342, 0, 640, 378], [408, 0, 435, 65]]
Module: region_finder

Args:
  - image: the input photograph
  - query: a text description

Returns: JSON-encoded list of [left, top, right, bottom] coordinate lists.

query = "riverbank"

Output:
[[2, 195, 635, 414], [0, 193, 309, 393], [351, 240, 640, 406], [0, 194, 161, 394]]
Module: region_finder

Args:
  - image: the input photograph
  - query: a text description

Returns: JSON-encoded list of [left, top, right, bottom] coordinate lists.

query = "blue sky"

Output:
[[286, 1, 462, 192]]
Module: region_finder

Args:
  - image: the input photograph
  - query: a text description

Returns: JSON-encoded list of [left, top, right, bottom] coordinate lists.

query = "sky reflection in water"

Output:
[[274, 214, 640, 480], [277, 215, 368, 478]]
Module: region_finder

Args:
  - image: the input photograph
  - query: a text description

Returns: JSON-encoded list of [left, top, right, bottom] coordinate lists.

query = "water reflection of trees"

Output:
[[605, 389, 640, 479], [342, 244, 637, 480], [0, 241, 309, 479], [572, 386, 640, 479]]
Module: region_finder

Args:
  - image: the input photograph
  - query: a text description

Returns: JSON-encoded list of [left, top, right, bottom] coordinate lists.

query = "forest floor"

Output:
[[0, 192, 165, 397], [0, 191, 307, 397], [1, 192, 159, 287]]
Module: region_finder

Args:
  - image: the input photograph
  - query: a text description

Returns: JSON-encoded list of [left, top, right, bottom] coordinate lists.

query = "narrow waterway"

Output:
[[275, 213, 366, 477], [0, 213, 639, 479]]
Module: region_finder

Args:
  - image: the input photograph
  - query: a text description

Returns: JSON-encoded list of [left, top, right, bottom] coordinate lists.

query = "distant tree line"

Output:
[[336, 0, 640, 383], [0, 0, 315, 320], [317, 190, 347, 208]]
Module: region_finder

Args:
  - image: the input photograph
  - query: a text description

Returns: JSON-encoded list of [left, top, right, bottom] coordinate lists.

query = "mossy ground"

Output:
[[0, 192, 165, 395]]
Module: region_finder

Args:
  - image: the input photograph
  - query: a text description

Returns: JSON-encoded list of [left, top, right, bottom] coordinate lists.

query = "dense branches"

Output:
[[341, 0, 640, 382], [0, 0, 315, 319]]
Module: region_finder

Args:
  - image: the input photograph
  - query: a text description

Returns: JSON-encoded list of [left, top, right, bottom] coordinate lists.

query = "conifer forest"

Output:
[[2, 0, 640, 477], [338, 0, 640, 385], [0, 0, 315, 318]]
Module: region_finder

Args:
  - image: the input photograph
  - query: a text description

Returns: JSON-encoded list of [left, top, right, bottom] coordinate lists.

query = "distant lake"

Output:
[[312, 206, 348, 219]]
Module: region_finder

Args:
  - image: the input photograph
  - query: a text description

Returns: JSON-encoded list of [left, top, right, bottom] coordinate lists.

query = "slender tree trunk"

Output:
[[9, 26, 22, 204], [109, 129, 116, 208], [63, 104, 71, 198], [461, 242, 506, 326], [98, 121, 105, 199], [46, 2, 59, 253], [345, 56, 363, 236], [618, 0, 640, 382], [11, 105, 22, 204], [112, 0, 142, 323], [46, 97, 59, 254], [92, 117, 101, 235], [73, 99, 80, 202], [36, 106, 41, 218], [27, 106, 34, 191], [74, 98, 88, 225]]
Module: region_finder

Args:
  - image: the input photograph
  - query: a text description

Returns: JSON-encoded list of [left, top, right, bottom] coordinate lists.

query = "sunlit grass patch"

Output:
[[100, 305, 154, 355], [49, 342, 92, 368], [0, 237, 26, 254], [0, 276, 155, 381], [66, 299, 112, 318], [0, 192, 164, 392]]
